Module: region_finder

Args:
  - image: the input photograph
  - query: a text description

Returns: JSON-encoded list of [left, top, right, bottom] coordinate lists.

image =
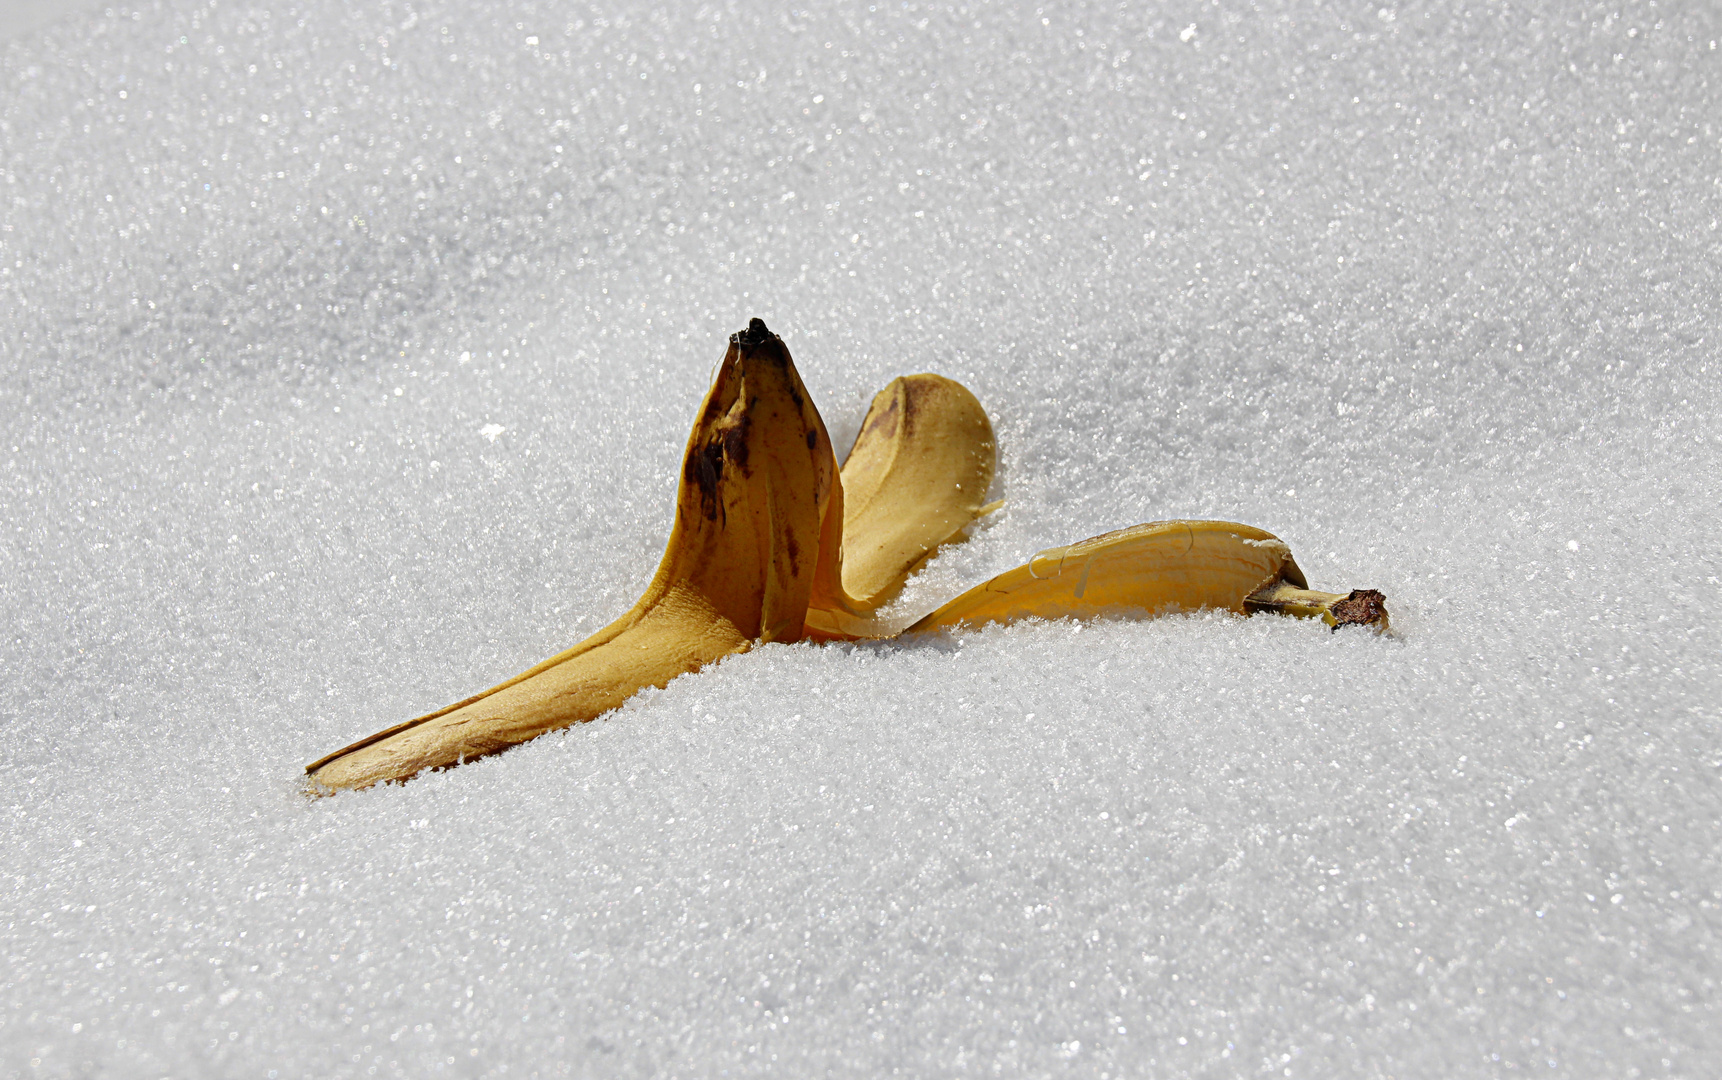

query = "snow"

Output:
[[3, 1, 1720, 1076]]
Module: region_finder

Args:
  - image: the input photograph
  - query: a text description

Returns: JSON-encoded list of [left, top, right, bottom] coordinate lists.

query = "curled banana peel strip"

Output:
[[804, 372, 999, 640], [905, 521, 1390, 635], [305, 320, 1386, 792]]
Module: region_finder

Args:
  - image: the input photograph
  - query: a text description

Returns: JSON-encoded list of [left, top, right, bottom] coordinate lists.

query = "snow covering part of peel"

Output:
[[305, 322, 832, 791], [905, 520, 1305, 633]]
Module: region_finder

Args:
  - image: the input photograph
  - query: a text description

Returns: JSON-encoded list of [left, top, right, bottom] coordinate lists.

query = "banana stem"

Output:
[[1244, 581, 1390, 633]]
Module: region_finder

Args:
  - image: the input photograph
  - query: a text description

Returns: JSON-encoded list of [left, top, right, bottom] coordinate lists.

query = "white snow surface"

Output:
[[4, 1, 1721, 1077]]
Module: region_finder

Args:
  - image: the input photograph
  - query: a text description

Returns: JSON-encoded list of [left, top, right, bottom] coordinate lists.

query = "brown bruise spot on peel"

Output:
[[685, 432, 726, 521], [721, 405, 753, 474], [1330, 588, 1388, 630], [785, 530, 800, 576], [686, 389, 756, 523], [857, 393, 900, 448]]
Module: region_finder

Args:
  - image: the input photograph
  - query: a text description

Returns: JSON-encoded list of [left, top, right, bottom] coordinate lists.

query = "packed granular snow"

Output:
[[3, 1, 1719, 1077]]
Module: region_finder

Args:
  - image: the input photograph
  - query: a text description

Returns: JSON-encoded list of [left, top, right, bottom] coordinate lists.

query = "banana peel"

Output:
[[306, 319, 1387, 792], [804, 373, 998, 640], [306, 320, 835, 790], [907, 520, 1389, 635]]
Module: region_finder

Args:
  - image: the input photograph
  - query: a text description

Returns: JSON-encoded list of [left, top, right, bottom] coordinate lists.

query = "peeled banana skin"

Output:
[[836, 374, 997, 605], [906, 520, 1389, 635], [803, 373, 999, 640], [305, 319, 1387, 791], [305, 320, 836, 792]]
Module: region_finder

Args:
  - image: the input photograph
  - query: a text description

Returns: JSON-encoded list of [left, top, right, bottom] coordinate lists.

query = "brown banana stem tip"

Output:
[[1330, 589, 1389, 630], [732, 317, 776, 345]]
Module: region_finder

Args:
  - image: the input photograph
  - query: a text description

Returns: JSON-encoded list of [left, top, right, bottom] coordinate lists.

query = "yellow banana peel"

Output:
[[306, 319, 1387, 792], [803, 373, 997, 640], [907, 520, 1389, 635], [306, 320, 835, 791]]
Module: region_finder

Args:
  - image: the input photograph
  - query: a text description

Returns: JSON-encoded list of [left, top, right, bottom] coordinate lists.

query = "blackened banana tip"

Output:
[[732, 317, 775, 346]]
